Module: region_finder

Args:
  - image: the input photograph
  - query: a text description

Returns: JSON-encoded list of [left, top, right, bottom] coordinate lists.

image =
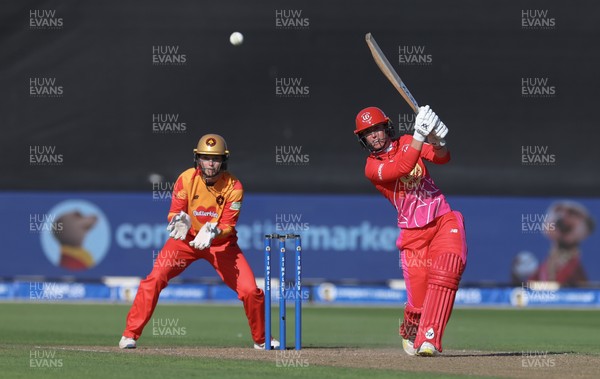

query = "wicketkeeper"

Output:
[[354, 106, 468, 356], [119, 134, 278, 350]]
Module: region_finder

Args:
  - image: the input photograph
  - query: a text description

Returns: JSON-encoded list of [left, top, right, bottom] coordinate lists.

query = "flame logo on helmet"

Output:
[[361, 112, 372, 123], [206, 138, 217, 147]]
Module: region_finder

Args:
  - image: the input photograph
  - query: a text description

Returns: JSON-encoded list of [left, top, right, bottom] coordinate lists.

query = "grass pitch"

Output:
[[0, 303, 598, 379]]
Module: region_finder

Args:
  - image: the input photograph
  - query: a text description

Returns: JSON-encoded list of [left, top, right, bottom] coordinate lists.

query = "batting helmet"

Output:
[[354, 107, 395, 152], [354, 107, 390, 134]]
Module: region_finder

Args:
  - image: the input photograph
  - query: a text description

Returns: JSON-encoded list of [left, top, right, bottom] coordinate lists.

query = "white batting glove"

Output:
[[432, 120, 448, 139], [190, 222, 219, 250], [413, 105, 439, 142], [166, 211, 191, 240], [428, 120, 447, 148]]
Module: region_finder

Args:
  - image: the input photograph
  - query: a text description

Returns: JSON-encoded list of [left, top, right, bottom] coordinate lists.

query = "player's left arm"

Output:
[[214, 180, 243, 239], [422, 142, 450, 164]]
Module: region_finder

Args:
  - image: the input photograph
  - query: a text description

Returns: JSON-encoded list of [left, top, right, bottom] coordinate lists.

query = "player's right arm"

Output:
[[167, 172, 189, 222], [365, 105, 440, 183], [365, 141, 422, 182], [166, 171, 196, 240]]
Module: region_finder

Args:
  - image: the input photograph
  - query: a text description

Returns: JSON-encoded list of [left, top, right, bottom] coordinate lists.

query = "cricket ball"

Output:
[[229, 32, 244, 46]]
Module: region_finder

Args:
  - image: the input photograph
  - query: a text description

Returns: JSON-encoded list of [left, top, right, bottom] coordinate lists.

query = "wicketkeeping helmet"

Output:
[[354, 107, 395, 152], [194, 134, 230, 157], [193, 134, 230, 172]]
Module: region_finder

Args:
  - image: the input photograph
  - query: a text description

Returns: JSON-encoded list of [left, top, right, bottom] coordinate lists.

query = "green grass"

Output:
[[0, 303, 598, 379], [446, 308, 600, 353]]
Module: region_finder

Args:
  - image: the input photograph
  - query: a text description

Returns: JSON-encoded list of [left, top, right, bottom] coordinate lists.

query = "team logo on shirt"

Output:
[[400, 164, 424, 190], [193, 207, 218, 221]]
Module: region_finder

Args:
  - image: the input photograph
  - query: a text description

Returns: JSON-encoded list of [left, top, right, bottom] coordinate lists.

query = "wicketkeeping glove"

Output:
[[166, 211, 191, 240], [413, 105, 439, 142], [189, 222, 219, 250]]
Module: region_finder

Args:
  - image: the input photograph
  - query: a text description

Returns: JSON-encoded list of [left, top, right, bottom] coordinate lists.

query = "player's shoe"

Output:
[[119, 336, 137, 349], [416, 342, 439, 357], [402, 338, 417, 356], [254, 338, 280, 350]]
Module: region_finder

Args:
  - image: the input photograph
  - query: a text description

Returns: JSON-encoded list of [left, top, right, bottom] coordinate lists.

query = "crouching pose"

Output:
[[119, 134, 278, 350]]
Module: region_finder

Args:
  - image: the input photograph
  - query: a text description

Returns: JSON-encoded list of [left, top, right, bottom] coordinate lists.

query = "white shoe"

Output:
[[402, 338, 417, 356], [417, 342, 439, 356], [119, 336, 137, 349], [254, 338, 280, 350]]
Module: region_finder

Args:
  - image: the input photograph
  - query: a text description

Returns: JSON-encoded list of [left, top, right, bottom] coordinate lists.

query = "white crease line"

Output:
[[35, 346, 113, 353]]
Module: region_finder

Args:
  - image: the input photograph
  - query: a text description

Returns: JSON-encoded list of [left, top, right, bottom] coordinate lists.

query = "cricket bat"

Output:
[[365, 33, 445, 144], [365, 33, 419, 114]]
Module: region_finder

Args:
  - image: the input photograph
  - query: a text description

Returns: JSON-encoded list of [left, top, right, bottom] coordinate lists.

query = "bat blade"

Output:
[[365, 33, 419, 114]]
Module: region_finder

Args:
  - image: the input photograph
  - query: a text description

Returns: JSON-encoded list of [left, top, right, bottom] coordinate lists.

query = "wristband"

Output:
[[413, 132, 426, 142]]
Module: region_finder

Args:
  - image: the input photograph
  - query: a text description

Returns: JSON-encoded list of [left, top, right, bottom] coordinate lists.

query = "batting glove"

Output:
[[428, 120, 447, 148], [166, 211, 191, 240], [413, 105, 439, 142], [190, 222, 219, 250], [432, 120, 448, 139]]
